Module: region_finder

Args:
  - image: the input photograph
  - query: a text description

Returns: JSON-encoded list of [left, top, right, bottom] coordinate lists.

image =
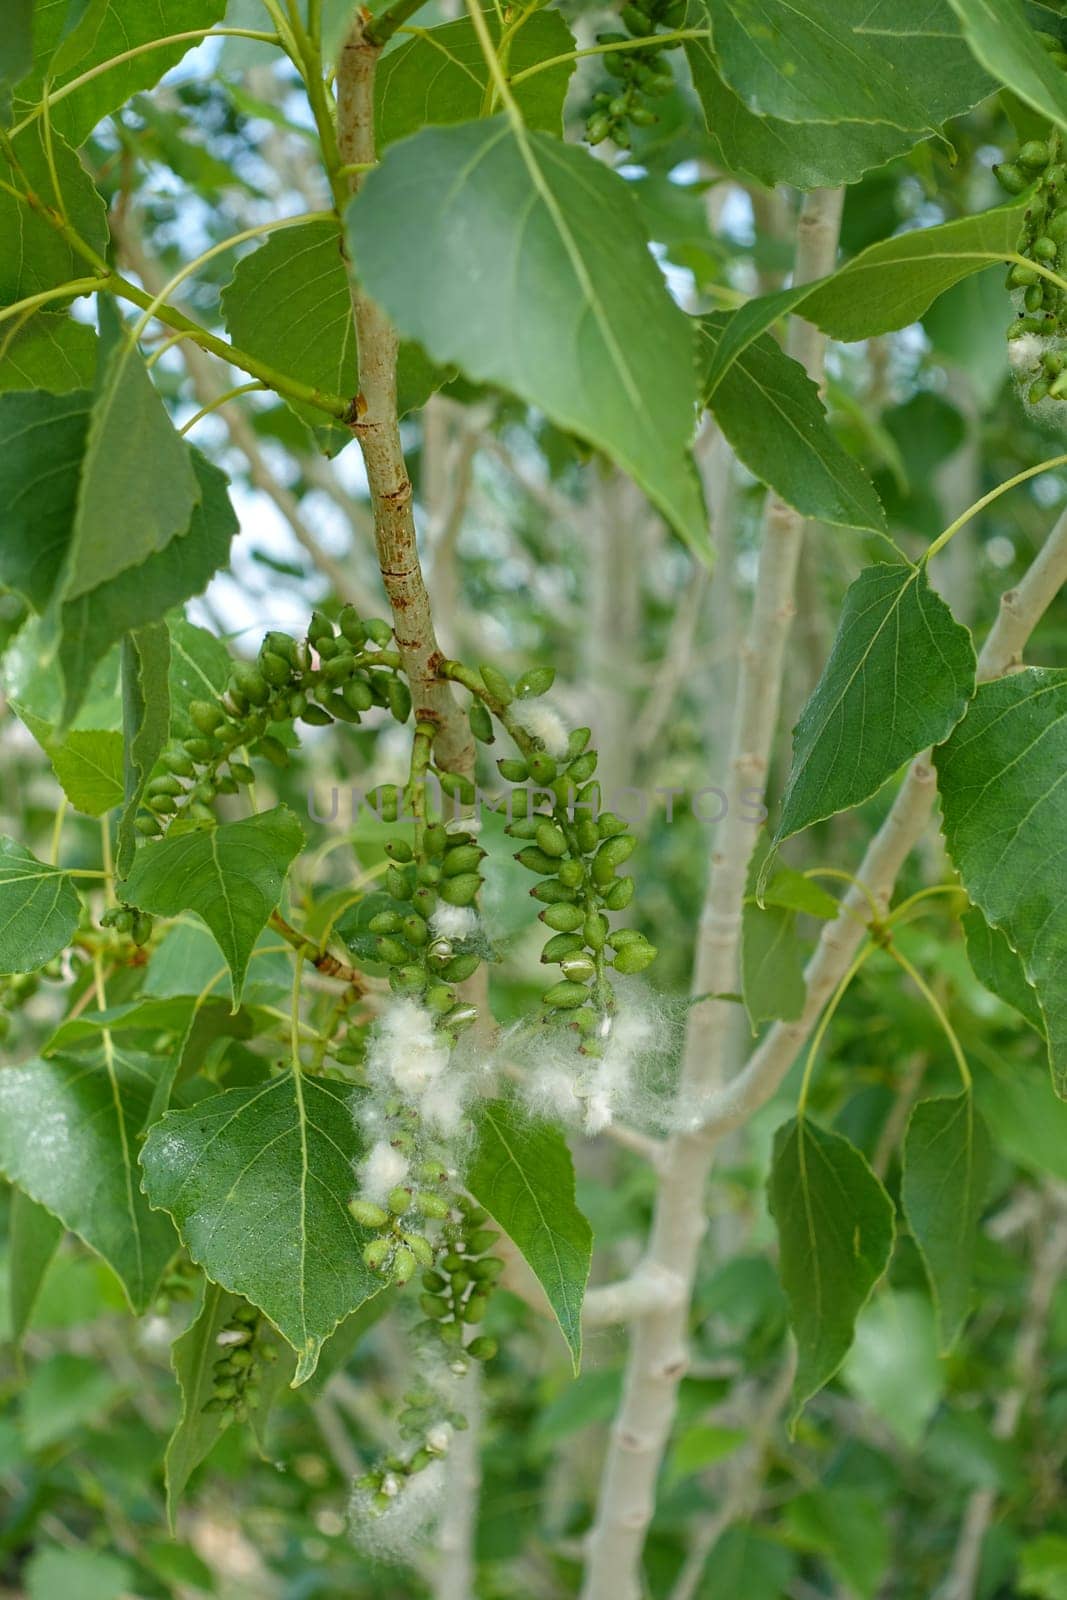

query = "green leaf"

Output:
[[0, 1050, 178, 1311], [0, 0, 31, 123], [768, 1117, 895, 1418], [165, 1279, 296, 1525], [695, 1527, 796, 1600], [667, 1422, 746, 1485], [220, 218, 444, 447], [936, 668, 1067, 1094], [685, 28, 929, 189], [0, 314, 97, 392], [117, 623, 172, 876], [948, 0, 1067, 130], [15, 0, 227, 147], [703, 202, 1028, 399], [20, 1352, 124, 1452], [760, 866, 840, 918], [784, 1486, 890, 1599], [348, 118, 707, 557], [375, 11, 576, 148], [975, 1060, 1067, 1183], [0, 389, 90, 611], [842, 1289, 943, 1450], [121, 806, 305, 1005], [698, 313, 885, 533], [14, 704, 124, 816], [24, 1545, 133, 1600], [711, 0, 993, 130], [0, 125, 108, 305], [773, 564, 976, 848], [62, 300, 200, 606], [57, 449, 235, 722], [140, 1073, 384, 1384], [466, 1098, 592, 1371], [9, 1189, 63, 1345], [0, 836, 81, 973], [168, 617, 232, 740], [901, 1093, 991, 1350], [741, 900, 806, 1029], [963, 904, 1046, 1035]]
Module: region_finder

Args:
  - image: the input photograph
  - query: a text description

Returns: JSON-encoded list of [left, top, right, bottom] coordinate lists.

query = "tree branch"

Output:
[[580, 187, 846, 1600], [336, 20, 474, 775]]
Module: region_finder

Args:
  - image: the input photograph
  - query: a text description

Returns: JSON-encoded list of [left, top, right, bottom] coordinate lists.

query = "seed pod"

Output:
[[387, 678, 412, 723], [258, 650, 292, 688], [392, 1247, 417, 1285], [148, 791, 178, 815], [469, 700, 495, 743], [387, 865, 414, 900], [349, 1199, 390, 1228], [994, 161, 1030, 194], [233, 663, 270, 707], [423, 1268, 448, 1292], [467, 1228, 498, 1254], [567, 750, 598, 784], [1034, 235, 1059, 261], [528, 752, 557, 785], [479, 663, 513, 704], [366, 618, 394, 647], [1025, 284, 1046, 313], [415, 1191, 451, 1219], [439, 873, 481, 906], [587, 112, 611, 144], [541, 931, 585, 963], [443, 844, 484, 876], [585, 910, 608, 949], [425, 982, 455, 1012], [404, 1232, 435, 1267], [613, 939, 658, 974], [468, 1336, 498, 1361], [300, 703, 333, 726], [387, 1185, 412, 1215], [230, 762, 255, 785], [498, 757, 528, 783], [412, 885, 437, 919], [257, 735, 289, 768], [423, 823, 448, 856], [369, 910, 403, 934], [560, 954, 596, 983], [147, 773, 184, 798], [1030, 376, 1051, 403], [364, 1237, 394, 1272], [531, 879, 577, 904], [162, 745, 196, 778], [443, 952, 480, 982], [338, 605, 366, 645], [183, 737, 214, 762], [576, 818, 600, 853], [420, 1292, 450, 1319], [471, 1255, 505, 1282], [506, 818, 540, 841], [190, 699, 225, 735], [1019, 139, 1051, 170], [597, 833, 637, 868], [1010, 262, 1040, 287], [535, 820, 567, 857], [376, 936, 409, 966], [444, 1002, 479, 1032], [510, 788, 531, 818], [604, 875, 635, 909], [403, 914, 429, 948], [516, 846, 558, 875], [463, 1293, 489, 1324], [543, 979, 590, 1009], [558, 859, 584, 889], [342, 678, 374, 713], [541, 902, 585, 933], [515, 665, 555, 698]]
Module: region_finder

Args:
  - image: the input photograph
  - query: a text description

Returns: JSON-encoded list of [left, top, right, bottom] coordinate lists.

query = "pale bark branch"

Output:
[[336, 21, 474, 775], [579, 186, 846, 1600]]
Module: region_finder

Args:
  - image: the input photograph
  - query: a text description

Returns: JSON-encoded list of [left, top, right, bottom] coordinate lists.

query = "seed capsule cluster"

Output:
[[350, 1153, 455, 1287], [412, 1196, 503, 1367], [202, 1301, 277, 1424], [585, 0, 686, 147], [995, 73, 1067, 399], [134, 605, 407, 840]]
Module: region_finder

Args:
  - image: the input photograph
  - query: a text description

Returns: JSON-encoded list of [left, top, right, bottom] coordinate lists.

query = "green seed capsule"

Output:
[[541, 931, 585, 963], [479, 664, 513, 704], [585, 911, 608, 949], [420, 1292, 450, 1319], [300, 703, 333, 726], [338, 605, 366, 645], [515, 665, 555, 698], [1010, 263, 1040, 287], [230, 762, 255, 785], [531, 879, 577, 904], [468, 1336, 498, 1361], [392, 1247, 417, 1285], [598, 833, 637, 868], [543, 979, 590, 1009], [162, 746, 196, 778], [535, 821, 567, 857], [470, 700, 495, 743], [463, 1293, 489, 1323], [439, 873, 481, 906], [576, 818, 600, 853], [558, 859, 584, 888], [364, 1237, 394, 1272], [993, 161, 1029, 195], [1029, 377, 1051, 404], [541, 902, 585, 933], [388, 1185, 412, 1216], [528, 753, 557, 785], [369, 910, 403, 934], [190, 699, 225, 734], [444, 844, 484, 876], [412, 886, 437, 919], [1034, 235, 1059, 261], [604, 876, 635, 910], [258, 650, 292, 688], [403, 915, 429, 947], [498, 757, 529, 783], [365, 618, 394, 647], [349, 1199, 390, 1228], [387, 678, 412, 723], [342, 678, 374, 713], [233, 663, 270, 706], [442, 952, 480, 982], [1019, 139, 1051, 170], [404, 1232, 435, 1267], [424, 982, 455, 1013], [466, 1228, 498, 1254], [613, 939, 658, 974], [516, 846, 558, 875], [376, 936, 409, 966], [147, 773, 184, 798], [586, 113, 612, 145], [415, 1191, 451, 1219], [567, 750, 598, 784], [560, 954, 596, 983]]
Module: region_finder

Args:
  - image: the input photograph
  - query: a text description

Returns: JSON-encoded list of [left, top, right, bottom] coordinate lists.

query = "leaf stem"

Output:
[[50, 800, 68, 867], [796, 940, 874, 1119], [885, 883, 965, 927], [802, 866, 880, 923], [886, 944, 971, 1092], [364, 0, 435, 49], [925, 451, 1067, 560], [9, 29, 282, 135], [463, 0, 523, 124], [179, 381, 267, 435], [0, 277, 106, 327], [508, 27, 707, 86]]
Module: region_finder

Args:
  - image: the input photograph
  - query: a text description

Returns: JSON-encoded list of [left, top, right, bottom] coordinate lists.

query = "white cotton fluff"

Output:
[[1008, 332, 1045, 370], [359, 1140, 410, 1202], [349, 1460, 447, 1565], [366, 999, 451, 1102], [508, 699, 571, 760], [429, 904, 479, 941]]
